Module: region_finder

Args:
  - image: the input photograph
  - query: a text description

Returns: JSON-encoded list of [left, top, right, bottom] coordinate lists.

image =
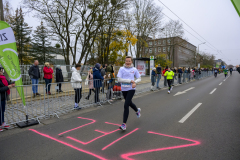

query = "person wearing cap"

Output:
[[151, 67, 156, 90], [56, 65, 64, 92], [28, 60, 41, 97], [0, 67, 15, 132], [93, 63, 104, 104]]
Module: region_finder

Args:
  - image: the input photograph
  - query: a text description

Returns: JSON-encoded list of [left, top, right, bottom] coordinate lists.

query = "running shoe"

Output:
[[136, 108, 141, 118], [168, 91, 170, 94], [0, 128, 3, 132], [1, 123, 10, 129], [170, 86, 173, 91], [74, 106, 81, 110], [119, 123, 126, 130]]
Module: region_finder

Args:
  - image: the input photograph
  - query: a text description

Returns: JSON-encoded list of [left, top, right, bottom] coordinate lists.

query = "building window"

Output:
[[163, 47, 166, 52], [155, 48, 157, 53], [163, 40, 166, 45], [149, 48, 152, 53], [158, 47, 161, 52], [145, 48, 148, 53], [149, 41, 152, 46], [168, 39, 171, 44], [158, 40, 161, 45], [168, 47, 170, 52], [155, 41, 157, 46]]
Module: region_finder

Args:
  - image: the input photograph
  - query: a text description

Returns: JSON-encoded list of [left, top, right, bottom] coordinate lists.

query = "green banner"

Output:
[[0, 21, 26, 106], [231, 0, 240, 17]]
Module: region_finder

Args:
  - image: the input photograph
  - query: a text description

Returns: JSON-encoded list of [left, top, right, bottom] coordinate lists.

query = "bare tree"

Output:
[[133, 0, 163, 58], [161, 20, 187, 67]]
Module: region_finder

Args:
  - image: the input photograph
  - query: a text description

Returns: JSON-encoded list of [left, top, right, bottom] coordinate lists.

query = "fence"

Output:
[[0, 71, 213, 128], [19, 65, 122, 85]]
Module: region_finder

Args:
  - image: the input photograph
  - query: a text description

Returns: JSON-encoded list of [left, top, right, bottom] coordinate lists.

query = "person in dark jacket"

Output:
[[93, 63, 104, 103], [178, 67, 183, 84], [236, 66, 240, 74], [156, 64, 162, 89], [28, 60, 41, 97], [151, 68, 156, 90], [56, 65, 64, 92], [0, 67, 15, 132]]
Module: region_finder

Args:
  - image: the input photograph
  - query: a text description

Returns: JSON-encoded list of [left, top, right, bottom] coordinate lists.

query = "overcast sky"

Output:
[[7, 0, 240, 66]]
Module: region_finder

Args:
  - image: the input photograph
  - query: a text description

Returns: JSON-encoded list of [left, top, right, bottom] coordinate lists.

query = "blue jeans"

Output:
[[156, 74, 161, 87], [0, 101, 6, 125], [45, 79, 52, 92], [31, 78, 39, 94]]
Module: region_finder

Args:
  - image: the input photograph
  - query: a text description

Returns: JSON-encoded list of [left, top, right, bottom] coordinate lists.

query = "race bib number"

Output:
[[122, 83, 131, 88]]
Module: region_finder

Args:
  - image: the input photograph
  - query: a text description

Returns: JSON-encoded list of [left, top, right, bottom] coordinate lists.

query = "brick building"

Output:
[[140, 37, 197, 67]]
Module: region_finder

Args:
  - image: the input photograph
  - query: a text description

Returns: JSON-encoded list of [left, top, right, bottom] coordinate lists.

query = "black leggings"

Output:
[[167, 79, 172, 91], [225, 74, 227, 78], [75, 88, 82, 103], [122, 90, 138, 124]]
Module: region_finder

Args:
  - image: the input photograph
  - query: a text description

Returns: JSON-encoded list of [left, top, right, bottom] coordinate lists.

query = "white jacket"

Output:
[[71, 67, 82, 88]]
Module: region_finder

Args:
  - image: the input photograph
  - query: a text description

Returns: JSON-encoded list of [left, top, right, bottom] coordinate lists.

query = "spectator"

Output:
[[93, 63, 104, 104], [85, 69, 95, 100], [162, 66, 168, 87], [178, 67, 183, 84], [151, 68, 156, 90], [237, 65, 240, 74], [56, 65, 63, 92], [104, 64, 108, 72], [172, 67, 177, 86], [156, 64, 162, 89], [106, 66, 115, 101], [71, 64, 82, 109], [0, 67, 15, 132], [101, 65, 106, 93], [43, 62, 53, 95], [28, 60, 41, 97]]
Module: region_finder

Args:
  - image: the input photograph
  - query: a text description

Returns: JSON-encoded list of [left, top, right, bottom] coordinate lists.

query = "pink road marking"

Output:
[[102, 128, 139, 151], [67, 129, 120, 145], [29, 129, 108, 160], [95, 130, 109, 134], [105, 122, 121, 126], [121, 131, 201, 160], [58, 117, 96, 135]]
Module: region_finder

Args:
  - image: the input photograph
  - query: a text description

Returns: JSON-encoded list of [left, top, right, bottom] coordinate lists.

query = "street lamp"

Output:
[[195, 42, 206, 67]]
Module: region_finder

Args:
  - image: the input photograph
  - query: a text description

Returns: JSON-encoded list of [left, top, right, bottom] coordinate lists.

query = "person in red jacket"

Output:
[[43, 62, 53, 95]]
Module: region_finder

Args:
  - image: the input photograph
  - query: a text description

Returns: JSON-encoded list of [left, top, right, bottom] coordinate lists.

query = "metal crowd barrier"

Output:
[[1, 71, 213, 128]]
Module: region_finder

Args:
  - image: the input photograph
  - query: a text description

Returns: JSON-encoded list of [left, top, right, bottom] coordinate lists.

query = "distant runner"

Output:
[[223, 68, 228, 79], [164, 68, 174, 94], [117, 56, 141, 130], [214, 68, 218, 78], [229, 68, 233, 76]]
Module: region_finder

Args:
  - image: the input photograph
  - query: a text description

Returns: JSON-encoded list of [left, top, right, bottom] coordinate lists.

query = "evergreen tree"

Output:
[[30, 21, 54, 64], [11, 7, 32, 64]]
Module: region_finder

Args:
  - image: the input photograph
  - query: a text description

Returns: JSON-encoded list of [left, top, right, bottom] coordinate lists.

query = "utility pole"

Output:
[[0, 0, 4, 21], [0, 0, 10, 80]]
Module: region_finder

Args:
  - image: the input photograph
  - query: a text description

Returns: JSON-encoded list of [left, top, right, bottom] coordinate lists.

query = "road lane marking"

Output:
[[179, 103, 202, 123], [219, 82, 222, 85], [174, 87, 195, 96], [223, 76, 229, 81], [209, 88, 217, 94]]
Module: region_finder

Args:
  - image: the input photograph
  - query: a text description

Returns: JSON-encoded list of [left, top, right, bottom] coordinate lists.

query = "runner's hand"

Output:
[[12, 84, 15, 87], [132, 82, 136, 88], [131, 80, 134, 83], [8, 85, 12, 89]]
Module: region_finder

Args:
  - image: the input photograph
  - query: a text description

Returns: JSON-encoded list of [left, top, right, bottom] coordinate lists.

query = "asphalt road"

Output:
[[1, 72, 240, 160]]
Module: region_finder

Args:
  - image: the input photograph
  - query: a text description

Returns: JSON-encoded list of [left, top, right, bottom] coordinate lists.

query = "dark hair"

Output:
[[125, 56, 133, 62], [75, 64, 81, 68]]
